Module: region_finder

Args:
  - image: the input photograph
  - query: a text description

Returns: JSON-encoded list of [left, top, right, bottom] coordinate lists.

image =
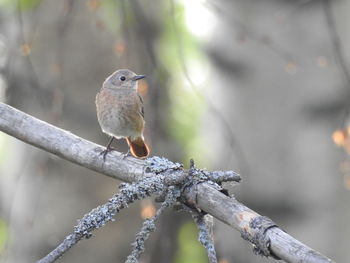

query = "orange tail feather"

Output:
[[126, 137, 150, 158]]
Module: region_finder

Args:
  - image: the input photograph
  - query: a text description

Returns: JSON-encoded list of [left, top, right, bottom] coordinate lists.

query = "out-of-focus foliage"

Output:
[[0, 0, 41, 10], [175, 221, 208, 263], [159, 2, 207, 165], [0, 218, 8, 255]]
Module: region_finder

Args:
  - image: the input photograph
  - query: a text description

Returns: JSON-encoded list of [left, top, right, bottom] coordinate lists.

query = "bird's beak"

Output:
[[132, 75, 146, 81]]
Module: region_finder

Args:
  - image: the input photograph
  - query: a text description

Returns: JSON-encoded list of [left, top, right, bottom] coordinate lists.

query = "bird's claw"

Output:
[[100, 148, 113, 162]]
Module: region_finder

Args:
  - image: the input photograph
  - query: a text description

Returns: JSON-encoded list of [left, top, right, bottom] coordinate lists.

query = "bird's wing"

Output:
[[138, 94, 144, 118]]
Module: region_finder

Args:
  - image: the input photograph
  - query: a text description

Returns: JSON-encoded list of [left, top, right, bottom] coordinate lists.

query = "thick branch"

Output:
[[188, 183, 334, 263], [0, 103, 144, 182], [0, 103, 334, 263]]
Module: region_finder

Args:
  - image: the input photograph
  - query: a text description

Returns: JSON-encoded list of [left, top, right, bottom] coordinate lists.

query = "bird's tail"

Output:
[[126, 137, 150, 158]]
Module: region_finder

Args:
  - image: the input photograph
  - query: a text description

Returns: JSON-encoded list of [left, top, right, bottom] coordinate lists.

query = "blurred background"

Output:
[[0, 0, 349, 262]]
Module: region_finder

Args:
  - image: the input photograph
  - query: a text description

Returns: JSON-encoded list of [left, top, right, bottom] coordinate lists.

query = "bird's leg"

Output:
[[100, 137, 115, 161], [120, 149, 131, 159], [121, 137, 133, 159]]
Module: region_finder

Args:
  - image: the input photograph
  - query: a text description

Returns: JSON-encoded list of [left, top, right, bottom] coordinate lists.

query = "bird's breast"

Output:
[[96, 88, 144, 138]]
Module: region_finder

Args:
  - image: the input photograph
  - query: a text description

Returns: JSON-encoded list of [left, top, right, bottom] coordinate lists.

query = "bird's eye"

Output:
[[120, 76, 126, 81]]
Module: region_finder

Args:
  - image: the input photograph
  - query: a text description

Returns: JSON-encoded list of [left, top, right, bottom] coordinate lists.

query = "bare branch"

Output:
[[0, 102, 144, 183], [192, 213, 217, 263], [0, 102, 334, 263], [188, 183, 333, 263], [37, 173, 168, 263], [126, 186, 180, 263]]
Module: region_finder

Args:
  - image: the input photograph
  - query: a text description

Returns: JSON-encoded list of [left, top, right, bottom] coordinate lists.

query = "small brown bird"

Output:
[[96, 69, 150, 159]]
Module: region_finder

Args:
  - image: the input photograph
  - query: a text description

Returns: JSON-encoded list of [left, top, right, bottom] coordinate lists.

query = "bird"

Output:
[[96, 69, 150, 159]]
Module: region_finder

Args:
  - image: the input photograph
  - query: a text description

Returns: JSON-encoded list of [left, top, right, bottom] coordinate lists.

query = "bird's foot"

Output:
[[100, 147, 114, 162], [120, 149, 131, 160]]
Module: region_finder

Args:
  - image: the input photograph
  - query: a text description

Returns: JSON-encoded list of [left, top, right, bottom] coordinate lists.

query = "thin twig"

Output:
[[126, 186, 181, 263], [37, 174, 168, 263], [207, 1, 296, 63], [322, 0, 350, 127], [16, 0, 42, 91], [192, 213, 217, 263]]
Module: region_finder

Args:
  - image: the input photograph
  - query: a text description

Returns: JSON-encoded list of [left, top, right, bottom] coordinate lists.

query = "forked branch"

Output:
[[0, 103, 334, 263]]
